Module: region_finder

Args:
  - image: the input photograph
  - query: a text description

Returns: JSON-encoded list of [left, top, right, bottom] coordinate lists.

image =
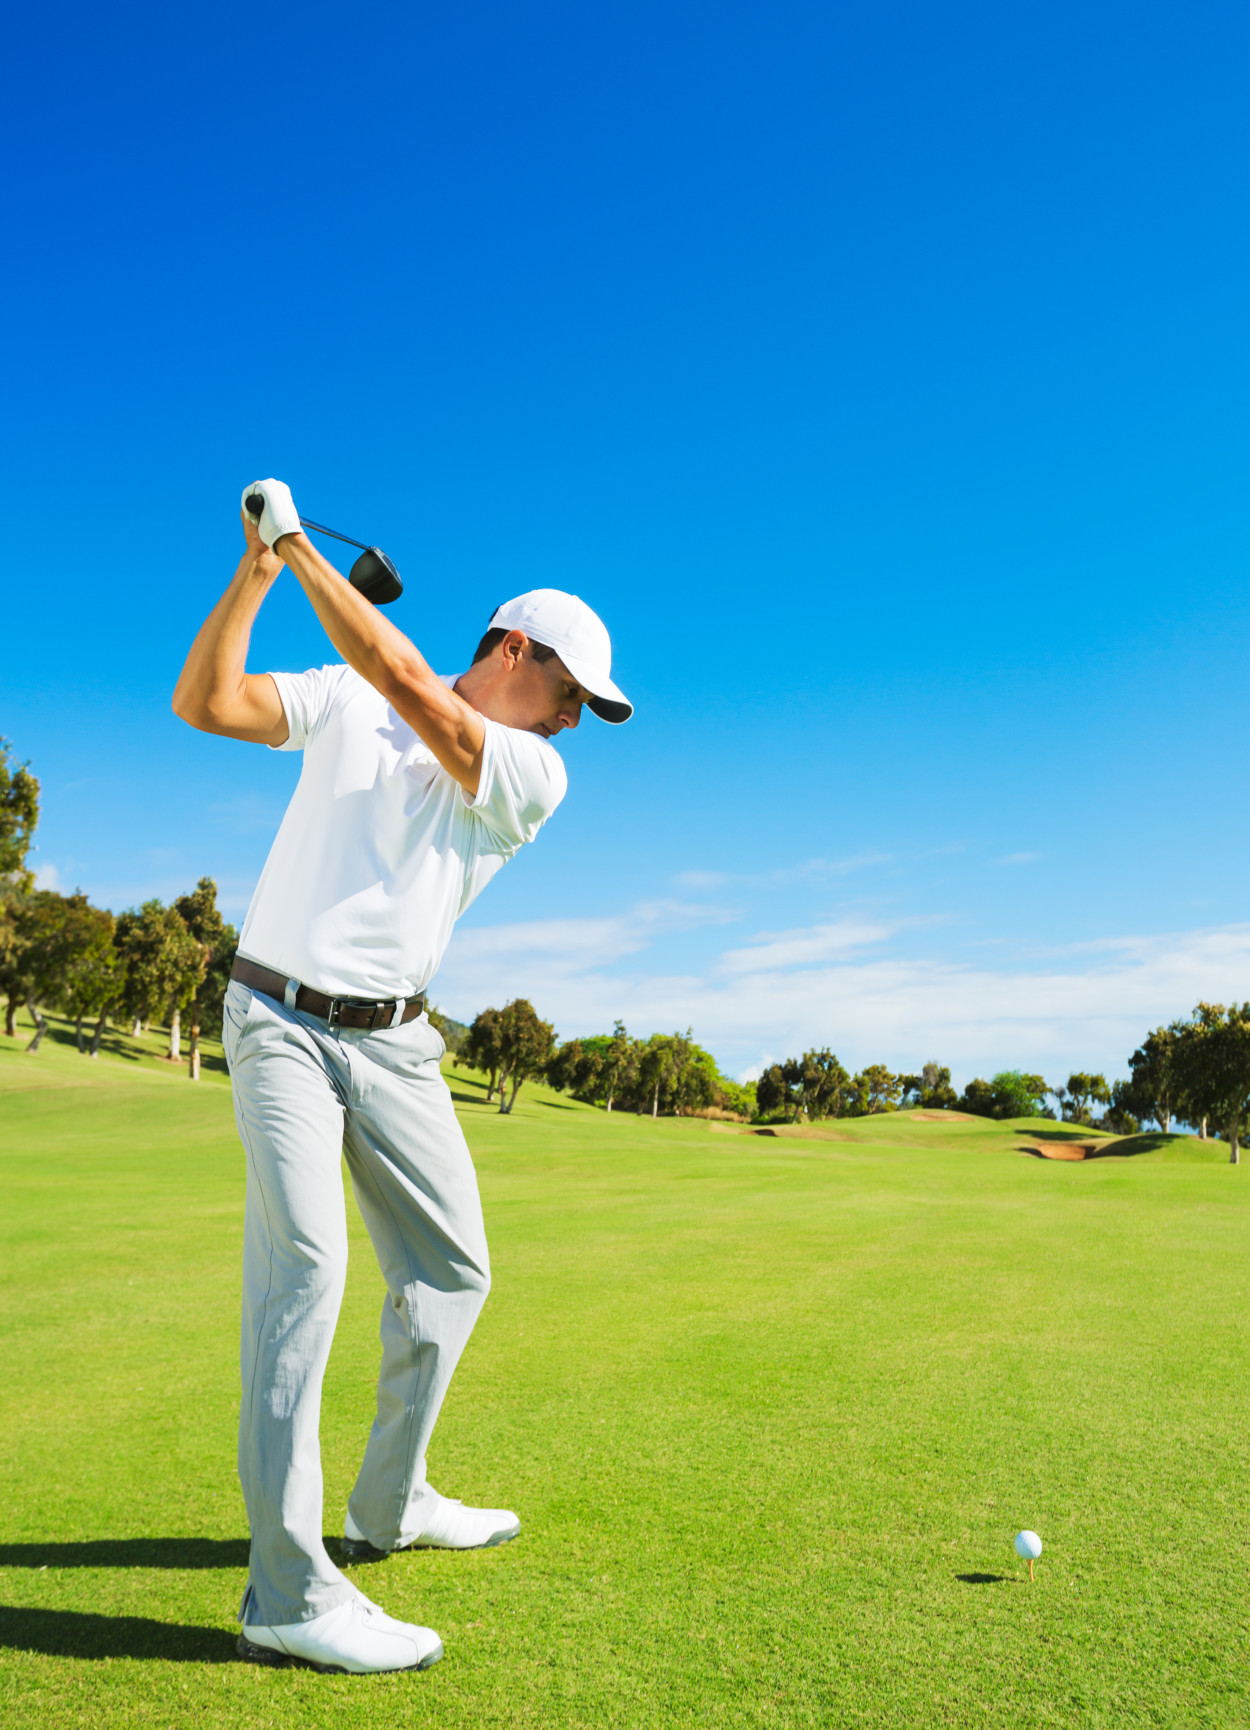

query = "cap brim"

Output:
[[587, 693, 633, 724], [559, 652, 633, 724]]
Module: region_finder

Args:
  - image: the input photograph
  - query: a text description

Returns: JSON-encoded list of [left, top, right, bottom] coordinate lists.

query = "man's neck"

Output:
[[453, 663, 503, 723]]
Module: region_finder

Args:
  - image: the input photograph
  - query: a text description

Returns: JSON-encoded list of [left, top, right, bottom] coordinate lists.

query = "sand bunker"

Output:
[[1024, 1140, 1113, 1161]]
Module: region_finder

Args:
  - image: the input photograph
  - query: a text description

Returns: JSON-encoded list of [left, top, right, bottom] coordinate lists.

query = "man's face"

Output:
[[501, 639, 587, 737]]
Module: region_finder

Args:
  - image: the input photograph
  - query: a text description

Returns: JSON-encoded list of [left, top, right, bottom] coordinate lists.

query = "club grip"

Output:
[[245, 493, 265, 516]]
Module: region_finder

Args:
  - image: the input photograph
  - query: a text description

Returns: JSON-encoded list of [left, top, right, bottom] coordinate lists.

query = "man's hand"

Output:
[[242, 478, 302, 549], [240, 508, 284, 573]]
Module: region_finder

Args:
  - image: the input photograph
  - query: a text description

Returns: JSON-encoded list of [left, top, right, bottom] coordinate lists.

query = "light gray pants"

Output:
[[222, 980, 491, 1627]]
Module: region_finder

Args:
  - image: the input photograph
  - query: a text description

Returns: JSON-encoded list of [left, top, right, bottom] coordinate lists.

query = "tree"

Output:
[[114, 900, 205, 1051], [495, 998, 556, 1114], [546, 1025, 740, 1117], [899, 1062, 959, 1111], [601, 1021, 637, 1113], [991, 1071, 1049, 1119], [667, 1032, 718, 1116], [756, 1063, 787, 1120], [754, 1050, 852, 1122], [1121, 1027, 1180, 1132], [958, 1077, 997, 1118], [53, 896, 120, 1053], [717, 1077, 757, 1119], [546, 1036, 604, 1100], [959, 1071, 1049, 1120], [1172, 1001, 1250, 1165], [0, 740, 39, 886], [639, 1033, 681, 1119], [849, 1062, 901, 1116], [1100, 1080, 1140, 1136], [174, 878, 238, 1079], [1058, 1072, 1111, 1126], [0, 900, 25, 1036], [795, 1049, 851, 1119], [0, 742, 41, 1037], [13, 890, 71, 1051], [459, 1006, 505, 1100]]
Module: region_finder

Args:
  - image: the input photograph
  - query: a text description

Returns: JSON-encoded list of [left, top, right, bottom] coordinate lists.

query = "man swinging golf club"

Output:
[[172, 478, 632, 1674]]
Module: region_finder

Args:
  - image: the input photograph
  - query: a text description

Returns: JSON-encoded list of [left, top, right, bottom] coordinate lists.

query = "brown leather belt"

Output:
[[231, 957, 426, 1031]]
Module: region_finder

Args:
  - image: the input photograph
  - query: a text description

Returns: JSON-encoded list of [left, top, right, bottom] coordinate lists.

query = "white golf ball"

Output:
[[1014, 1530, 1042, 1560]]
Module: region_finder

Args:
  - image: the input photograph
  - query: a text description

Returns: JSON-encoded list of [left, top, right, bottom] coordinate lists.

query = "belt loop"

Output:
[[389, 997, 407, 1029], [283, 977, 300, 1012]]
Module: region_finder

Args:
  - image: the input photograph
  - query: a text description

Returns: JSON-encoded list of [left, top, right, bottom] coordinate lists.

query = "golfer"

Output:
[[172, 479, 632, 1674]]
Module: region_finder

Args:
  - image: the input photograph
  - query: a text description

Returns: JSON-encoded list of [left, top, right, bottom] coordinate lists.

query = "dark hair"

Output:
[[471, 625, 558, 666]]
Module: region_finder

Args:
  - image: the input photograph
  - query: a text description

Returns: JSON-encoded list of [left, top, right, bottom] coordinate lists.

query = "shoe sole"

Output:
[[237, 1633, 443, 1672], [341, 1529, 519, 1562]]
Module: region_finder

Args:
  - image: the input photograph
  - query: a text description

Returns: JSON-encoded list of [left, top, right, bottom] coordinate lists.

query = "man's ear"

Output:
[[500, 630, 528, 671]]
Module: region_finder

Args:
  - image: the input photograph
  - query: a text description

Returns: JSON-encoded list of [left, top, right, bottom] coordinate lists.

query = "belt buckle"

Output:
[[326, 995, 388, 1030]]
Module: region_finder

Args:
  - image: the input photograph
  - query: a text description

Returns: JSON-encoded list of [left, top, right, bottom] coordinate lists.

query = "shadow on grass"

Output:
[[0, 1538, 250, 1570], [956, 1573, 1014, 1585], [22, 1017, 229, 1077], [0, 1604, 237, 1662]]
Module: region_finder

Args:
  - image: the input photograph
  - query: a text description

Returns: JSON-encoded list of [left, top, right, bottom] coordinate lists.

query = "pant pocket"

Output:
[[222, 982, 256, 1067]]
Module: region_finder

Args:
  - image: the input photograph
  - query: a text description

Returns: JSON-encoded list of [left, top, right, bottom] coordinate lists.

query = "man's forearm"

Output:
[[277, 532, 485, 788], [172, 546, 287, 742]]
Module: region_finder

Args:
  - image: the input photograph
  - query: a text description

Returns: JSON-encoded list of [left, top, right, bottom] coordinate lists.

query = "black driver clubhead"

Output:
[[348, 547, 404, 606], [243, 494, 404, 606]]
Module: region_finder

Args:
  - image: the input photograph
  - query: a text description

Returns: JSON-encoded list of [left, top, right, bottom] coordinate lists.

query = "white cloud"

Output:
[[34, 863, 61, 890], [438, 900, 736, 1005], [673, 851, 896, 891], [718, 918, 899, 974], [994, 851, 1044, 867], [433, 905, 1250, 1083], [767, 851, 894, 884]]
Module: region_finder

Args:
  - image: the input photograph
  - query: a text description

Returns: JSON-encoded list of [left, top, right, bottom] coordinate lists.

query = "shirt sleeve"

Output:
[[464, 718, 568, 849], [267, 665, 348, 752]]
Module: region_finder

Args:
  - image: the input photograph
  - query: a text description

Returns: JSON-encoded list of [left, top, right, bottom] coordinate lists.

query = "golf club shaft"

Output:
[[297, 516, 370, 552], [244, 494, 369, 552]]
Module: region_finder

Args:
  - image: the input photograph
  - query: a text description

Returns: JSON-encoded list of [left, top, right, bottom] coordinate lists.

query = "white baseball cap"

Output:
[[488, 589, 633, 723]]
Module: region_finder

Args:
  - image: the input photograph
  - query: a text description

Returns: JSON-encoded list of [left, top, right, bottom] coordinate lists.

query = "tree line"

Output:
[[456, 1007, 754, 1118], [8, 738, 1250, 1154], [457, 1006, 1250, 1167], [751, 1020, 1250, 1164], [1, 740, 236, 1075]]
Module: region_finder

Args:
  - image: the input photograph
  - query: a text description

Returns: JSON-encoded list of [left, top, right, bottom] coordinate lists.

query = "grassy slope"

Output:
[[0, 1023, 1247, 1728]]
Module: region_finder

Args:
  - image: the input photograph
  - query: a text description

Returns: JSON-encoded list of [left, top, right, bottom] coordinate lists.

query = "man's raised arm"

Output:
[[172, 516, 289, 745], [245, 479, 488, 794]]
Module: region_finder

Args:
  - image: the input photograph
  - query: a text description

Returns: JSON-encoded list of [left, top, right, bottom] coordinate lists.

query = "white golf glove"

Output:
[[241, 478, 302, 548]]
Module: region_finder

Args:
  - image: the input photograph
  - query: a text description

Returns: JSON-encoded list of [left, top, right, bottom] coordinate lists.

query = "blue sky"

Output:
[[5, 0, 1250, 1083]]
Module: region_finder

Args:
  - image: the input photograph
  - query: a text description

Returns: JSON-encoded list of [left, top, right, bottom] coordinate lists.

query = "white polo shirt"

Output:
[[237, 663, 567, 999]]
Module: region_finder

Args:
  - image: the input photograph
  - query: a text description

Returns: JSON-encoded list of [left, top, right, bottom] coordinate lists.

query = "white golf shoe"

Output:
[[237, 1595, 443, 1673], [343, 1491, 521, 1559]]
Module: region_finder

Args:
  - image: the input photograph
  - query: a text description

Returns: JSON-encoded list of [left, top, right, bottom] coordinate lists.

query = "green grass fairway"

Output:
[[1, 1022, 1247, 1727]]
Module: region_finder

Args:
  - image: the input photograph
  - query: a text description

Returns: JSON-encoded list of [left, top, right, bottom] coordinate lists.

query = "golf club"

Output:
[[244, 493, 404, 605]]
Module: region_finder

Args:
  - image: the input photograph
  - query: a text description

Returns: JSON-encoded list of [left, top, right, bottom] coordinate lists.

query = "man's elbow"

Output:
[[171, 684, 199, 728], [172, 683, 223, 733]]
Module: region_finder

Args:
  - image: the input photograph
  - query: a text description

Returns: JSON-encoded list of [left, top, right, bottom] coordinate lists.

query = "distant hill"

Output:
[[430, 1008, 469, 1053]]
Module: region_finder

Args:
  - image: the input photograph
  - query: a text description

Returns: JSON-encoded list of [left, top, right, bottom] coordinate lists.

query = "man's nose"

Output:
[[559, 702, 583, 731]]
